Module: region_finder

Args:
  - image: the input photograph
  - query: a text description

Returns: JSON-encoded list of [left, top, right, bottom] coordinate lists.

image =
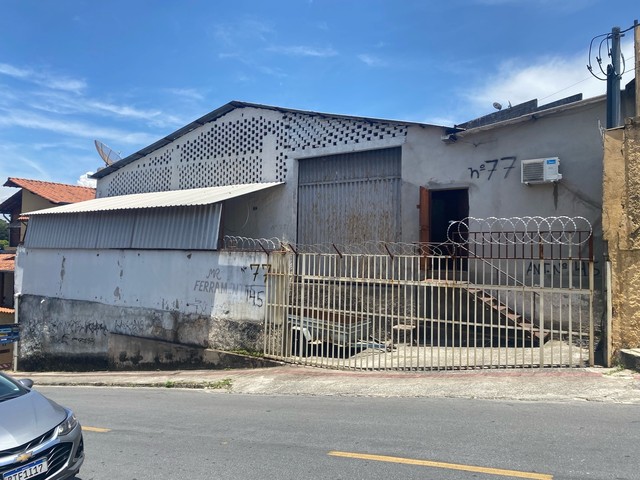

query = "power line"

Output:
[[539, 53, 636, 103], [587, 23, 636, 81]]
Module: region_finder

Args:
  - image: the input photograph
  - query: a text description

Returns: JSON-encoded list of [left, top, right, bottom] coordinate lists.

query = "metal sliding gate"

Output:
[[257, 216, 594, 370]]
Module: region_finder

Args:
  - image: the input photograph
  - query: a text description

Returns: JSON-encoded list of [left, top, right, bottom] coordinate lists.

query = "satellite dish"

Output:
[[94, 140, 122, 166], [492, 102, 503, 111]]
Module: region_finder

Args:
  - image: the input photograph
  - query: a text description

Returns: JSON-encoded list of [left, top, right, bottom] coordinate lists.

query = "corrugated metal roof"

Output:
[[25, 204, 223, 250], [26, 183, 284, 215]]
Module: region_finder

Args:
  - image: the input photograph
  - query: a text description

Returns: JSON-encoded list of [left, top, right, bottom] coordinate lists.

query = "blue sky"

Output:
[[0, 0, 637, 199]]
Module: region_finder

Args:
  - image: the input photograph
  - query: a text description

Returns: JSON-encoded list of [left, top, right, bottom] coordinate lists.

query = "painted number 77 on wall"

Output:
[[249, 263, 272, 282], [468, 156, 517, 180]]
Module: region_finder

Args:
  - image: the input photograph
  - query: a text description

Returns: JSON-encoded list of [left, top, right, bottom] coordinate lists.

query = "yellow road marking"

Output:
[[82, 426, 111, 433], [328, 451, 553, 479]]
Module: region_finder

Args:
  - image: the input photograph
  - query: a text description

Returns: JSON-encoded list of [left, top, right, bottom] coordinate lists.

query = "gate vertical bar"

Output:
[[589, 237, 595, 366]]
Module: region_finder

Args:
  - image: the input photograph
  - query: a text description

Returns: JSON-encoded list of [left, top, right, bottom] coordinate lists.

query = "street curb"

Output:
[[9, 365, 640, 403]]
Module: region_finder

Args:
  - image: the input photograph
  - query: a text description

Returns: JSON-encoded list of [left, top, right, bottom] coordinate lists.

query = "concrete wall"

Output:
[[19, 190, 58, 242], [603, 119, 640, 354], [15, 247, 271, 369], [108, 333, 279, 370], [402, 99, 606, 249], [17, 248, 268, 318], [401, 100, 607, 323], [95, 106, 413, 243]]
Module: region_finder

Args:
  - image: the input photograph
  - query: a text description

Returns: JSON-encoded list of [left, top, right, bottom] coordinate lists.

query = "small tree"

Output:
[[0, 220, 7, 242]]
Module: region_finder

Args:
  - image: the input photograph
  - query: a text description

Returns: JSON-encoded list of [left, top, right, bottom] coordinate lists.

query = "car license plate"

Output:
[[2, 458, 48, 480]]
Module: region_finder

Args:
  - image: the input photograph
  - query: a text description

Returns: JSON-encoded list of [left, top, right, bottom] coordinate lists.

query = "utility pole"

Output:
[[606, 26, 622, 128], [635, 20, 639, 117]]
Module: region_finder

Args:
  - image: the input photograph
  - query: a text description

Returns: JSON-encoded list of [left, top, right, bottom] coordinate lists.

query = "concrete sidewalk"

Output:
[[13, 365, 640, 404]]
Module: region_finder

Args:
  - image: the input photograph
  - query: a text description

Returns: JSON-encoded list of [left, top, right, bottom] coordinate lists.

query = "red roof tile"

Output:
[[0, 254, 15, 272], [4, 178, 95, 204], [0, 307, 14, 315]]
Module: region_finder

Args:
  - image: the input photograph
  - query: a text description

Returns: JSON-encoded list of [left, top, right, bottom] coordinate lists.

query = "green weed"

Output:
[[206, 378, 233, 390]]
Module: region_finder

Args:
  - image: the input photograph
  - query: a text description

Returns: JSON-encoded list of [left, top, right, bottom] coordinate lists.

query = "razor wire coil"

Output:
[[223, 236, 450, 256], [224, 216, 592, 255], [447, 216, 592, 246]]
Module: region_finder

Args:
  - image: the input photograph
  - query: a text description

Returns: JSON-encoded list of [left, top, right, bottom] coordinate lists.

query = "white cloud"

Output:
[[0, 108, 158, 146], [213, 19, 274, 46], [257, 65, 287, 78], [86, 101, 162, 120], [31, 140, 86, 151], [45, 76, 87, 93], [12, 156, 50, 180], [423, 115, 457, 127], [218, 52, 239, 60], [26, 90, 184, 129], [358, 54, 388, 67], [218, 52, 287, 79], [77, 172, 97, 188], [267, 45, 337, 57], [0, 63, 30, 79], [0, 62, 86, 93], [164, 88, 205, 101], [462, 40, 635, 116]]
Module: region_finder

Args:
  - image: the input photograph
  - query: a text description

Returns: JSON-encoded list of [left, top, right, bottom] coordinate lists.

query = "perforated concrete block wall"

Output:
[[98, 106, 408, 197]]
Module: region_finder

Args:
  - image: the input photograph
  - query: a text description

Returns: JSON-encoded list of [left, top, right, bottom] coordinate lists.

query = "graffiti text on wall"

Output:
[[246, 287, 264, 307], [206, 268, 222, 280], [526, 260, 600, 277], [191, 263, 272, 310], [245, 264, 271, 307], [468, 156, 517, 180], [52, 319, 108, 346]]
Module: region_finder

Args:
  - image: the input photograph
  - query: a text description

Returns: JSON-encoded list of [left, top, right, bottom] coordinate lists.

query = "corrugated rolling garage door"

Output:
[[297, 147, 401, 245]]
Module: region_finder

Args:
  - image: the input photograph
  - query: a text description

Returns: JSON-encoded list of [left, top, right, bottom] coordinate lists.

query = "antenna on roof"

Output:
[[94, 140, 122, 166]]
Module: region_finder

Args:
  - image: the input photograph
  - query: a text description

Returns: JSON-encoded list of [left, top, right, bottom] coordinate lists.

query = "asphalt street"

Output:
[[39, 385, 640, 480]]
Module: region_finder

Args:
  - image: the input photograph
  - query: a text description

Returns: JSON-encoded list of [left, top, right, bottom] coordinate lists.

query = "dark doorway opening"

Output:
[[419, 187, 469, 272], [419, 187, 469, 244], [430, 189, 469, 244]]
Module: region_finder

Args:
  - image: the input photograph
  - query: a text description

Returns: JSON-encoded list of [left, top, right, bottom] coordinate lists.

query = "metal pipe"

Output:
[[607, 26, 622, 128], [13, 293, 19, 372]]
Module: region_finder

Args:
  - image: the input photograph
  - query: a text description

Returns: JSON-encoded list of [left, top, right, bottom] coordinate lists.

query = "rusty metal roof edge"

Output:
[[24, 182, 285, 216]]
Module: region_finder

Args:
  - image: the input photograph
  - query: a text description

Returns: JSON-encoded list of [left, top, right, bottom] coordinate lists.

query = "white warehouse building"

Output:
[[15, 93, 634, 370]]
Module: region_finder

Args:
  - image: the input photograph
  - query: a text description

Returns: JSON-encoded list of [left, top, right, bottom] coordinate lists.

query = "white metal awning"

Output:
[[26, 182, 284, 215]]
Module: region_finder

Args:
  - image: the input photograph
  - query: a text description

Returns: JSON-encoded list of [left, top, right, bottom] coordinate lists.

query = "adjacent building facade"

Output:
[[0, 178, 95, 369]]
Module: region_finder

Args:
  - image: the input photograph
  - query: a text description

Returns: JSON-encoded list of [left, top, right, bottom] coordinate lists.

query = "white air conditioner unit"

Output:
[[521, 157, 562, 185]]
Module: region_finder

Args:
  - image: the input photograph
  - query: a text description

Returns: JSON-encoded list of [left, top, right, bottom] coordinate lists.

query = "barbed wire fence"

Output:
[[447, 216, 592, 246], [223, 216, 593, 256]]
